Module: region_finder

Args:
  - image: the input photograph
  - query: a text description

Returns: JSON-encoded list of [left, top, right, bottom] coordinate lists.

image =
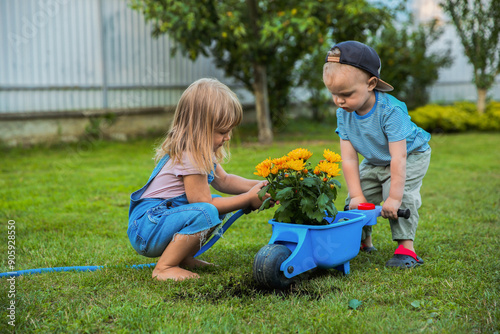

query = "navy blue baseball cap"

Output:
[[325, 41, 394, 92]]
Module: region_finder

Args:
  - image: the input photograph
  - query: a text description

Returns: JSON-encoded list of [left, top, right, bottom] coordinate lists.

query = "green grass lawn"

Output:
[[0, 122, 499, 333]]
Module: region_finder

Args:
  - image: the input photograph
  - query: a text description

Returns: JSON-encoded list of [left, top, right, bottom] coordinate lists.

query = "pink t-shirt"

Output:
[[140, 153, 206, 199]]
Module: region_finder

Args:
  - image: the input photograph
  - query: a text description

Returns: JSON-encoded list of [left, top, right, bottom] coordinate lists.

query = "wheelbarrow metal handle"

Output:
[[194, 208, 250, 257]]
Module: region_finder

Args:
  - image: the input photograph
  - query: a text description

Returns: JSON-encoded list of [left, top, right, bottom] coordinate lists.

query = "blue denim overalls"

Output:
[[128, 155, 222, 258]]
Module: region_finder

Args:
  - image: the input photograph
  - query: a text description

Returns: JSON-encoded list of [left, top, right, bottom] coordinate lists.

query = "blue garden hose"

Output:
[[1, 209, 249, 278], [0, 263, 156, 278]]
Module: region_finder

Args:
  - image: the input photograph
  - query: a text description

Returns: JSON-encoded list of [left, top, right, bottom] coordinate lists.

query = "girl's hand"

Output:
[[248, 181, 271, 210], [381, 197, 402, 220]]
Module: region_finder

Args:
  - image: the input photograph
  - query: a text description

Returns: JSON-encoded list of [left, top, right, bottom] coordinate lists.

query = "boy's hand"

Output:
[[349, 195, 367, 210], [381, 197, 402, 220]]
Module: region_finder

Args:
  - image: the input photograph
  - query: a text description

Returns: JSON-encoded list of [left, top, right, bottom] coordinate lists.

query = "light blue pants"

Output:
[[346, 148, 431, 241]]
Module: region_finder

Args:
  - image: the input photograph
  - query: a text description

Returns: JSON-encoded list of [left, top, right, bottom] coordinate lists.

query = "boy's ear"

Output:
[[367, 76, 378, 91]]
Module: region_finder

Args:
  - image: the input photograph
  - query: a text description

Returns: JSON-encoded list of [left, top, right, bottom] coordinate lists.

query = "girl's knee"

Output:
[[195, 202, 220, 222], [177, 202, 220, 230]]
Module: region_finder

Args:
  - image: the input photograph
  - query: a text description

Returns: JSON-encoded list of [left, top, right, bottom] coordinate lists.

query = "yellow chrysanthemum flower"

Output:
[[287, 148, 313, 161], [323, 149, 342, 163], [314, 161, 341, 178], [271, 156, 290, 171], [326, 163, 341, 177], [286, 159, 306, 171], [254, 158, 272, 178]]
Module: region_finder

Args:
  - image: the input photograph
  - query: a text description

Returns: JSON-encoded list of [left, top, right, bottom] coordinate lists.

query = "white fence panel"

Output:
[[0, 0, 251, 114]]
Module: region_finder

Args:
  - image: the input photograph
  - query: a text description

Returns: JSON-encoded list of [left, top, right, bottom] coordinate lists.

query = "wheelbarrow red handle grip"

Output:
[[343, 205, 410, 219]]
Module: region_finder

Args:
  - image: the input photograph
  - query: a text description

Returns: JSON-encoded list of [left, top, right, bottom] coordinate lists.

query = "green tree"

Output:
[[370, 18, 453, 110], [440, 0, 500, 113], [129, 0, 387, 143]]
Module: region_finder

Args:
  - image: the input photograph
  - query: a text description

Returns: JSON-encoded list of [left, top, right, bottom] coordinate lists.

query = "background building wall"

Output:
[[0, 0, 253, 145]]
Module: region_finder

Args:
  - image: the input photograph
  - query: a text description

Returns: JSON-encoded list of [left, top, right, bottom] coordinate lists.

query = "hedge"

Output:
[[409, 101, 500, 132]]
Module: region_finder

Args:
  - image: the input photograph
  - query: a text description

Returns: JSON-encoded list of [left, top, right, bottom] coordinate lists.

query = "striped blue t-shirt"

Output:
[[335, 91, 431, 166]]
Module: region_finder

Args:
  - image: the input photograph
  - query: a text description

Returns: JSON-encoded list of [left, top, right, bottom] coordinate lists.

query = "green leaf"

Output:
[[258, 197, 272, 212], [324, 203, 338, 218], [257, 184, 270, 200], [330, 179, 342, 188], [302, 177, 319, 187], [274, 205, 295, 223], [300, 196, 315, 212], [348, 299, 362, 310], [411, 300, 421, 308], [317, 193, 330, 210], [310, 210, 325, 223], [302, 187, 317, 198], [276, 187, 294, 201]]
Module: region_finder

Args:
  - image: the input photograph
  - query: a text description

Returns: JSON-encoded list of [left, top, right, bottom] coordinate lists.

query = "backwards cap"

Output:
[[325, 41, 393, 92]]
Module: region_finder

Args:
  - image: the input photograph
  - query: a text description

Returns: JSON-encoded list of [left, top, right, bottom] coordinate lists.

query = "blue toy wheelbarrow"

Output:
[[252, 203, 410, 289]]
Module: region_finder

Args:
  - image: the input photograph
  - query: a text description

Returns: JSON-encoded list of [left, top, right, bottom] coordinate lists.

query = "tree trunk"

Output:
[[246, 0, 273, 144], [477, 88, 487, 114], [252, 63, 273, 144]]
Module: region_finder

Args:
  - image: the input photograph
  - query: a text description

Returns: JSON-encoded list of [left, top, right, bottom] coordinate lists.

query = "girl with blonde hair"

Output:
[[128, 78, 270, 281]]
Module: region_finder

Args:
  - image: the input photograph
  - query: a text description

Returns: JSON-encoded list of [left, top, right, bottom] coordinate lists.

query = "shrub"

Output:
[[478, 102, 500, 131], [409, 101, 500, 133]]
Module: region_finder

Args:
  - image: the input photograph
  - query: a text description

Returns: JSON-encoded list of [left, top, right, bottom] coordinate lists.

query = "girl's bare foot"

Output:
[[152, 266, 199, 281], [180, 257, 215, 269]]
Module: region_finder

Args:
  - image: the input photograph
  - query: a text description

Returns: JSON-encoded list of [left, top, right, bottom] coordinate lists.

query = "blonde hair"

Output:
[[155, 78, 243, 174]]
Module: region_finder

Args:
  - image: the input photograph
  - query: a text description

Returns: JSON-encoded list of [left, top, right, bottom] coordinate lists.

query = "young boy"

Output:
[[323, 41, 431, 268]]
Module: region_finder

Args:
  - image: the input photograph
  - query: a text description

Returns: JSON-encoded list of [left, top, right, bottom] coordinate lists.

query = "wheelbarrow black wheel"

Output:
[[253, 244, 294, 289]]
